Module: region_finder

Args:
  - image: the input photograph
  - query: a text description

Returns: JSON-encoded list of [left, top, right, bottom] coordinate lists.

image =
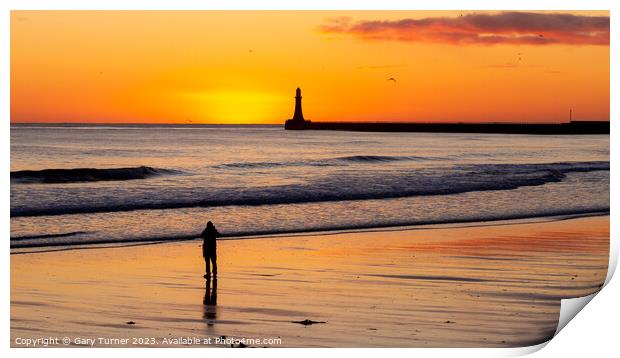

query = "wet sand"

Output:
[[10, 216, 609, 347]]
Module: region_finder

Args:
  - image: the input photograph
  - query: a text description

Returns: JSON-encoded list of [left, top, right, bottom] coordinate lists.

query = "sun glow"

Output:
[[10, 11, 609, 124], [187, 90, 289, 124]]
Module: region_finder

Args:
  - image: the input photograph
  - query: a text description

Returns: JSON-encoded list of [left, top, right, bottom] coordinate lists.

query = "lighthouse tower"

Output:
[[285, 87, 310, 129], [292, 87, 304, 122]]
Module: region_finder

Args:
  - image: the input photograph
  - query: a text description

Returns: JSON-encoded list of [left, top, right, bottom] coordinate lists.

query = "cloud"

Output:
[[319, 12, 609, 46]]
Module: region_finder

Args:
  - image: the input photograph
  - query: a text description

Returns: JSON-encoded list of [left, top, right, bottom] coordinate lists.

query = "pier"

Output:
[[284, 89, 609, 135]]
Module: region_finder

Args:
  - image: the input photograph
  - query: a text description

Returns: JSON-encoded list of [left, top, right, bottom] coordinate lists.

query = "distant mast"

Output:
[[570, 108, 572, 122]]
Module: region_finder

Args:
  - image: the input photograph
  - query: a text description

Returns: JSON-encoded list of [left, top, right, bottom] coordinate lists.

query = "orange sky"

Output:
[[10, 10, 610, 124]]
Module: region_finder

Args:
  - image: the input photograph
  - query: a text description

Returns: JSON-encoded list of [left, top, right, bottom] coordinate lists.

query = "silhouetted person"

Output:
[[201, 221, 221, 278]]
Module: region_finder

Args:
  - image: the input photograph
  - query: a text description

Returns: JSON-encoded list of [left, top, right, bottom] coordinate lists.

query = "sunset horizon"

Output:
[[11, 10, 610, 125]]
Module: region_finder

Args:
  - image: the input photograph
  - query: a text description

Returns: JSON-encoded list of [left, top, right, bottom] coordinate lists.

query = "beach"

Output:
[[10, 215, 609, 348]]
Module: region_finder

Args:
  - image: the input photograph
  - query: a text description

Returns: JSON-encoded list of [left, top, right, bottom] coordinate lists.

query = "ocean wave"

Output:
[[214, 155, 445, 169], [9, 208, 610, 250], [335, 155, 437, 163], [213, 161, 334, 169], [11, 166, 182, 184], [9, 161, 609, 218], [10, 231, 90, 241]]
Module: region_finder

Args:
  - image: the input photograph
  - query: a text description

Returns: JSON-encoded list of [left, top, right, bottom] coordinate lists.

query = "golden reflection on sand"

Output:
[[11, 216, 608, 347]]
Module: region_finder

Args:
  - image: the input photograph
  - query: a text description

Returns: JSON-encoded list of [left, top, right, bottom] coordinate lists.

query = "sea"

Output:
[[10, 124, 610, 253]]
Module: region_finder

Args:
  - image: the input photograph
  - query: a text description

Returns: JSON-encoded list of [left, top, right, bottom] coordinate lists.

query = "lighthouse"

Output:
[[285, 87, 310, 129], [292, 87, 304, 122]]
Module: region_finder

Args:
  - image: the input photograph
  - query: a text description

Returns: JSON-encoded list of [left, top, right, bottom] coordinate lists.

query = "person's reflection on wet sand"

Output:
[[203, 277, 217, 325]]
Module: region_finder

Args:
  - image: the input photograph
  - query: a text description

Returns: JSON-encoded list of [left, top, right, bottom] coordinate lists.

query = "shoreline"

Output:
[[11, 210, 610, 254], [11, 215, 609, 347]]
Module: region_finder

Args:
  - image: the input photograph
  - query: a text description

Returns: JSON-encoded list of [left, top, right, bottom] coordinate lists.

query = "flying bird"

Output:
[[516, 53, 523, 62], [387, 77, 397, 82]]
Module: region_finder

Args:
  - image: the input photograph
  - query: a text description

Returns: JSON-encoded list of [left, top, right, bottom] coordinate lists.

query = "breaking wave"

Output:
[[9, 161, 609, 218], [11, 166, 181, 184], [213, 155, 445, 169]]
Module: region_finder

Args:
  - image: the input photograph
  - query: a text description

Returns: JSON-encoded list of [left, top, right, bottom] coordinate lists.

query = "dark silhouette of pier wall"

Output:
[[284, 120, 609, 135]]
